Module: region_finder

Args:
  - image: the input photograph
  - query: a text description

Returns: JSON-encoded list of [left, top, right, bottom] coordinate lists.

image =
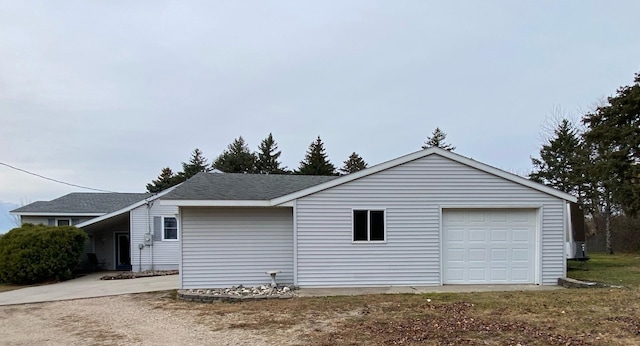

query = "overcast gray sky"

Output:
[[1, 1, 639, 232]]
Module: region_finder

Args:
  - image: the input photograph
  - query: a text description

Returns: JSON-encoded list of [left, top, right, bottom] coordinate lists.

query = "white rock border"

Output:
[[177, 284, 297, 303]]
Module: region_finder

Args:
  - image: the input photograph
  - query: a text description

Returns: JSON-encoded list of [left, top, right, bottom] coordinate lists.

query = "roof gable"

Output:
[[270, 148, 577, 205]]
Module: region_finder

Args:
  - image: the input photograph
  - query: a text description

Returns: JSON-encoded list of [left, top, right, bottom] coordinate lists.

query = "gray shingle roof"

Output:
[[11, 192, 152, 214], [163, 173, 337, 200]]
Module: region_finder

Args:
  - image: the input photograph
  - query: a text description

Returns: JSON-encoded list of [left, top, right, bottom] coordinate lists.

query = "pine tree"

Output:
[[339, 152, 368, 175], [529, 119, 589, 203], [297, 136, 336, 175], [422, 127, 455, 151], [213, 136, 257, 173], [255, 133, 287, 174], [179, 148, 210, 180], [583, 72, 640, 216], [146, 167, 180, 193], [581, 72, 640, 254]]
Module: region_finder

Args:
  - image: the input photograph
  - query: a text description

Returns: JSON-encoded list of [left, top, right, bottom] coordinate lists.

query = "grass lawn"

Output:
[[159, 253, 640, 345], [568, 253, 640, 286]]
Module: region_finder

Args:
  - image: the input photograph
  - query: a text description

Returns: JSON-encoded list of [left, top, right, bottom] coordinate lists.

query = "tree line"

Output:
[[146, 128, 455, 193], [146, 134, 368, 192], [529, 71, 640, 254]]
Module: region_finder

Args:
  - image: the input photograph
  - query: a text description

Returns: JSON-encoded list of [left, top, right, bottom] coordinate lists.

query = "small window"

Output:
[[57, 219, 71, 226], [163, 217, 178, 240], [353, 210, 385, 242]]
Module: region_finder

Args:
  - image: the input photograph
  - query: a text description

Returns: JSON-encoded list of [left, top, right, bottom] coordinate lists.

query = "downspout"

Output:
[[147, 200, 154, 272]]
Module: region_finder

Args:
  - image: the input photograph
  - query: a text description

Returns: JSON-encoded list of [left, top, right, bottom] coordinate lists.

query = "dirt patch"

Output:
[[0, 283, 28, 293], [2, 288, 640, 345], [0, 291, 274, 346]]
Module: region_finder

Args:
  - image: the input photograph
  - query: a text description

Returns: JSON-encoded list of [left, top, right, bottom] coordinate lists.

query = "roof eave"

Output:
[[10, 212, 105, 217], [160, 200, 273, 207], [76, 186, 179, 228]]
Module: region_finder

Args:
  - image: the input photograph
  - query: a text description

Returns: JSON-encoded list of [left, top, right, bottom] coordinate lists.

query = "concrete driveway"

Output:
[[0, 273, 178, 306], [0, 273, 563, 306]]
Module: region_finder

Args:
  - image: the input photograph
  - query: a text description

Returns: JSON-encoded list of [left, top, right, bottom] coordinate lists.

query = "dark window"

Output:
[[164, 217, 178, 240], [370, 211, 385, 241], [353, 210, 385, 242], [353, 210, 368, 241]]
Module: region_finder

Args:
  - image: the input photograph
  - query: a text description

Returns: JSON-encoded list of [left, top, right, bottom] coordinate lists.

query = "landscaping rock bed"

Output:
[[178, 284, 297, 302], [100, 270, 178, 280]]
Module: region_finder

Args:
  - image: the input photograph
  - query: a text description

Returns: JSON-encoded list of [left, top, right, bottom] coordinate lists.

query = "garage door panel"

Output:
[[448, 248, 465, 261], [445, 211, 465, 222], [490, 268, 507, 281], [512, 248, 530, 261], [468, 268, 486, 281], [512, 230, 530, 242], [443, 209, 536, 284], [510, 210, 534, 222], [512, 268, 529, 281], [468, 212, 486, 222], [491, 229, 508, 241], [469, 230, 486, 241], [447, 268, 464, 281], [490, 211, 508, 222], [468, 248, 486, 261], [490, 248, 507, 261], [448, 230, 465, 241]]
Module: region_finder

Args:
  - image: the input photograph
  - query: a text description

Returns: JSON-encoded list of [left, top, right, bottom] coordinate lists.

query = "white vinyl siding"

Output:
[[130, 204, 179, 271], [295, 154, 565, 287], [20, 216, 94, 226], [180, 207, 294, 289]]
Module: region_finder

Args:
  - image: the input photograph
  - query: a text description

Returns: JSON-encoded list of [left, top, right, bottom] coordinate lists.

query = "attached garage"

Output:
[[442, 209, 537, 284], [162, 147, 578, 289]]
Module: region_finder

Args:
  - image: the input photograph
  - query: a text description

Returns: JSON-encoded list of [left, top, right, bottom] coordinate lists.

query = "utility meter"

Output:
[[143, 233, 153, 246]]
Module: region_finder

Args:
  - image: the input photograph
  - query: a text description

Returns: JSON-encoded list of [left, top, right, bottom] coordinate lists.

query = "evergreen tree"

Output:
[[297, 136, 336, 175], [180, 148, 210, 180], [255, 133, 287, 174], [529, 119, 589, 204], [580, 72, 640, 254], [339, 152, 368, 175], [213, 136, 257, 173], [422, 127, 455, 151], [583, 72, 640, 216], [581, 132, 620, 255], [146, 167, 180, 193]]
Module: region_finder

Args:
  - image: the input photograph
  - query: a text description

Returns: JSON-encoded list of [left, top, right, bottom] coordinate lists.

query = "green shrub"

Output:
[[0, 223, 87, 284]]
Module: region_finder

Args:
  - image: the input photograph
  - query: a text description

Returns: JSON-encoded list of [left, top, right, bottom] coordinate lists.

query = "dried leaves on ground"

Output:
[[146, 286, 640, 346]]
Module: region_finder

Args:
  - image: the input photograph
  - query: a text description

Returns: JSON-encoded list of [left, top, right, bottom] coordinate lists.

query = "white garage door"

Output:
[[442, 209, 536, 284]]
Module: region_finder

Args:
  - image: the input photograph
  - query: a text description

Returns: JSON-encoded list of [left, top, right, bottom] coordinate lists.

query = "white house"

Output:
[[11, 190, 180, 272], [161, 147, 578, 289]]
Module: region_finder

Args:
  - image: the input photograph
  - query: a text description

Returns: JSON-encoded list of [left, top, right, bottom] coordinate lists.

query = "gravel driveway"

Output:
[[0, 292, 291, 346]]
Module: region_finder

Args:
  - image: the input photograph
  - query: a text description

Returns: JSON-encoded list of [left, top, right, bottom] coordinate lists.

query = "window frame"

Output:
[[351, 208, 386, 243], [162, 216, 179, 241], [56, 218, 71, 226]]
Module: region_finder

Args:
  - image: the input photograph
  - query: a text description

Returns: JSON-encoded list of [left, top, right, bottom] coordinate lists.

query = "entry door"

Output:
[[442, 209, 536, 284], [115, 233, 132, 271]]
